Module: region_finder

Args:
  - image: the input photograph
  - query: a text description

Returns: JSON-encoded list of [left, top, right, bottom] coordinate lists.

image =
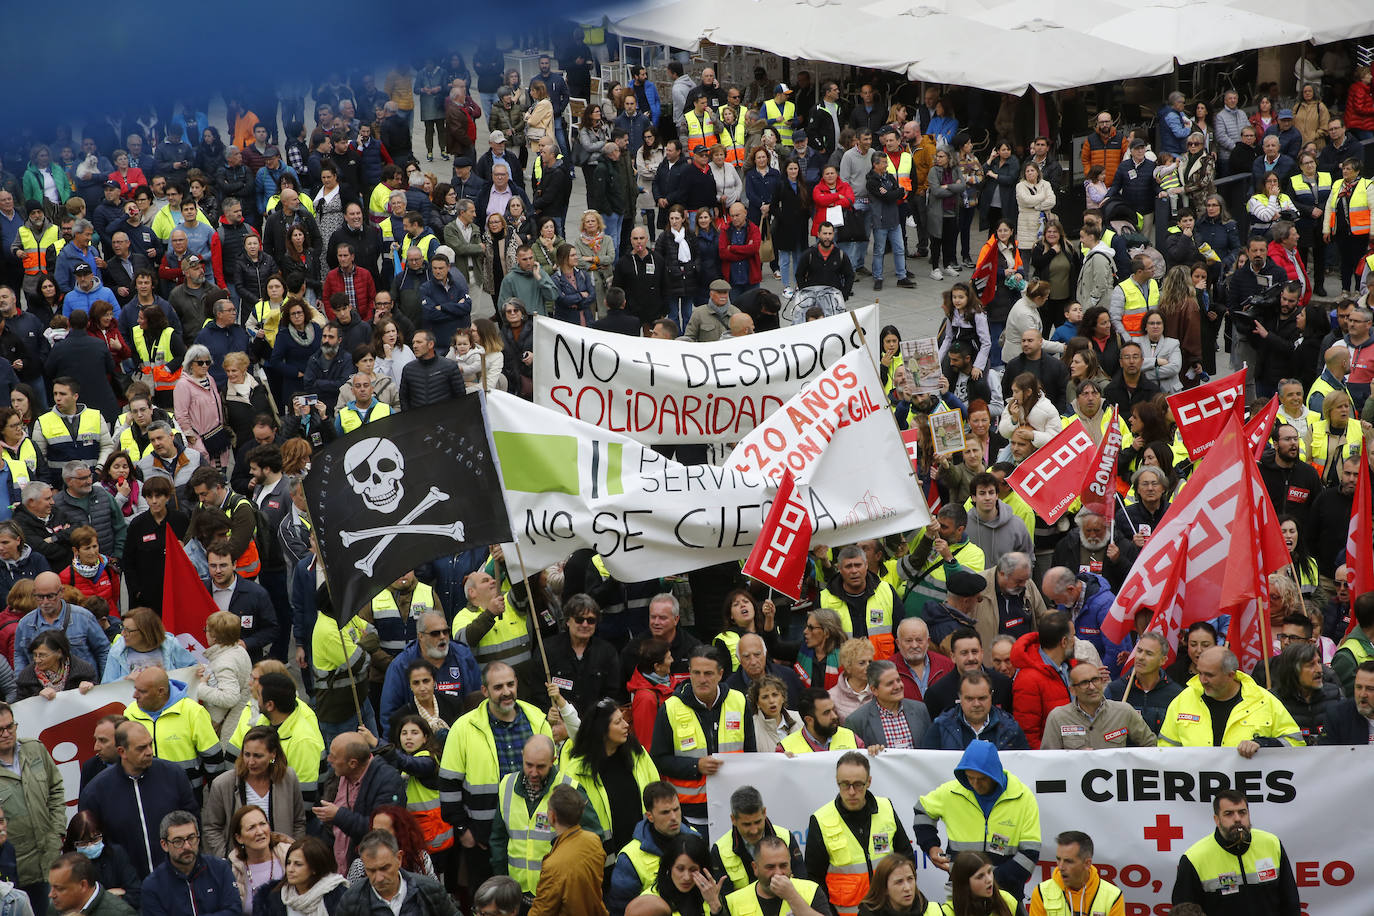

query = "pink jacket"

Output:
[[173, 374, 229, 464]]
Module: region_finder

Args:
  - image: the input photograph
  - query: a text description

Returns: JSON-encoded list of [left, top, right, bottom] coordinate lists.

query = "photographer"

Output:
[[1252, 282, 1307, 399], [1227, 236, 1287, 395]]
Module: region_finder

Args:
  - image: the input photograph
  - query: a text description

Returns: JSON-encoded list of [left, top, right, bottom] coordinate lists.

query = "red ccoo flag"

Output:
[[1347, 456, 1374, 635], [1081, 407, 1123, 509], [1166, 367, 1246, 460], [162, 530, 221, 640], [1243, 395, 1280, 459], [1006, 419, 1097, 524], [743, 468, 813, 600]]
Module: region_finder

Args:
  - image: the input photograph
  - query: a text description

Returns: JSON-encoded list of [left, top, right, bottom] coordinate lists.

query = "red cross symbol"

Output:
[[1143, 813, 1185, 852]]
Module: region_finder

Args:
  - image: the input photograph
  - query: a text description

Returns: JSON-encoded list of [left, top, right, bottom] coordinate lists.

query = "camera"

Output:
[[1230, 284, 1283, 329]]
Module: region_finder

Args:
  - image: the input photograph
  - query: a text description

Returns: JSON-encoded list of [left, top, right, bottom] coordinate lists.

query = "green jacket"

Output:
[[496, 266, 559, 317], [22, 162, 71, 208], [86, 887, 138, 916], [1332, 630, 1374, 696], [0, 739, 65, 885]]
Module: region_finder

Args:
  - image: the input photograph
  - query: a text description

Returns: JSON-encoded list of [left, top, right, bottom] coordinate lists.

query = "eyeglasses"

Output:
[[1277, 633, 1313, 643], [164, 833, 200, 848], [837, 780, 868, 791], [422, 627, 451, 638], [34, 591, 59, 600], [0, 723, 15, 734], [803, 622, 822, 631], [1071, 676, 1108, 688]]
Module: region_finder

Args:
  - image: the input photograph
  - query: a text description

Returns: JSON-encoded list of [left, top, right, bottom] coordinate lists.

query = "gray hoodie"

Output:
[[966, 500, 1033, 561]]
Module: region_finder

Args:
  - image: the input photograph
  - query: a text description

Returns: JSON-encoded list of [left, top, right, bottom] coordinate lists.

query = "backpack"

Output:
[[231, 491, 283, 572]]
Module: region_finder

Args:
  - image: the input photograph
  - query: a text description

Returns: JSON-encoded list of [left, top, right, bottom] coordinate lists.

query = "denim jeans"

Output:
[[320, 702, 379, 749], [604, 212, 623, 252], [478, 92, 496, 122], [841, 240, 867, 272], [778, 247, 804, 288], [987, 321, 1006, 368], [554, 118, 570, 159], [666, 296, 693, 331], [870, 226, 907, 281]]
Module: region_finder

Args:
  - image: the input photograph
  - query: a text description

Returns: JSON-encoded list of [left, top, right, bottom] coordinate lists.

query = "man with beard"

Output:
[[302, 323, 354, 414], [1325, 660, 1374, 743], [1258, 423, 1320, 533], [1173, 789, 1299, 916], [379, 609, 480, 737], [1049, 506, 1139, 593], [779, 687, 862, 754]]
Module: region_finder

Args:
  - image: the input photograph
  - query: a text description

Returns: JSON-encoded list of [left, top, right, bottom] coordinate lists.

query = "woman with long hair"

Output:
[[999, 373, 1062, 447], [944, 852, 1023, 916], [859, 854, 939, 916], [1277, 514, 1320, 601], [713, 588, 780, 671], [692, 208, 721, 305], [938, 281, 991, 375], [5, 388, 37, 438], [1064, 343, 1109, 406], [551, 241, 596, 325], [653, 833, 726, 916], [1014, 162, 1056, 264], [981, 141, 1019, 231], [574, 210, 616, 311], [1250, 94, 1278, 136], [499, 299, 534, 397], [656, 205, 698, 331], [1078, 304, 1121, 377], [797, 608, 845, 690], [562, 696, 660, 853], [1157, 266, 1202, 374], [345, 806, 436, 880], [636, 127, 664, 240], [772, 158, 811, 297], [103, 606, 196, 681], [1028, 219, 1080, 329], [972, 221, 1023, 366], [749, 673, 800, 752], [268, 299, 321, 404], [228, 804, 294, 912], [204, 725, 306, 856], [250, 836, 347, 916]]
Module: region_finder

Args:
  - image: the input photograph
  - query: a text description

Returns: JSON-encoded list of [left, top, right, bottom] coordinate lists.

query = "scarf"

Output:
[[671, 227, 691, 262], [644, 670, 670, 686], [281, 873, 349, 916], [415, 694, 449, 733], [36, 659, 69, 690], [73, 556, 106, 580], [289, 324, 314, 347]]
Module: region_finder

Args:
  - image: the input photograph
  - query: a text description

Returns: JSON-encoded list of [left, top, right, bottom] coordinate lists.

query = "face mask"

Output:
[[79, 842, 104, 859]]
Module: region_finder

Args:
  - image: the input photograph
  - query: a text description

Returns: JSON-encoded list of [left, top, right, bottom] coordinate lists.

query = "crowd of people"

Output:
[[0, 29, 1372, 916]]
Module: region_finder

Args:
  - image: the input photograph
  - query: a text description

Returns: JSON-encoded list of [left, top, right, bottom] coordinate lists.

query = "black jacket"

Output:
[[591, 309, 643, 336], [315, 754, 405, 862], [677, 162, 718, 212], [379, 114, 414, 164], [78, 758, 199, 877], [1258, 454, 1321, 533], [612, 250, 664, 324], [44, 331, 120, 419], [1050, 528, 1140, 594], [399, 353, 465, 410], [234, 252, 281, 308], [794, 244, 854, 298], [652, 157, 689, 228], [543, 632, 625, 715], [207, 574, 278, 660], [922, 665, 1015, 719], [530, 162, 572, 220], [122, 509, 189, 613], [1323, 697, 1374, 745], [326, 224, 384, 284], [102, 253, 153, 303], [261, 207, 322, 269], [13, 504, 71, 568], [1001, 353, 1069, 413], [1103, 371, 1161, 414], [654, 231, 698, 300]]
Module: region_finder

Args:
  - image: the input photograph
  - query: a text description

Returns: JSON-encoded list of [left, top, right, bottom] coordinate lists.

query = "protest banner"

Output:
[[489, 352, 928, 581], [707, 746, 1367, 916], [1167, 367, 1246, 459], [1006, 420, 1097, 523], [15, 666, 202, 816], [532, 305, 880, 444], [1081, 407, 1123, 506]]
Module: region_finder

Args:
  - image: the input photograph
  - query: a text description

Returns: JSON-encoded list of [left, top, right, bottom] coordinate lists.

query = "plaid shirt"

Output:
[[878, 704, 914, 748], [491, 710, 534, 777], [340, 266, 358, 311]]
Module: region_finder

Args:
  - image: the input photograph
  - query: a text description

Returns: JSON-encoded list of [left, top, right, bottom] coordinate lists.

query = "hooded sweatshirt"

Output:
[[966, 501, 1033, 562]]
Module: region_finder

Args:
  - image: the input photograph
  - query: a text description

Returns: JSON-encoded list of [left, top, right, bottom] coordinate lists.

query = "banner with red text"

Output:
[[532, 305, 880, 444], [707, 747, 1367, 915], [1167, 368, 1246, 459], [1006, 420, 1097, 523], [742, 469, 811, 600]]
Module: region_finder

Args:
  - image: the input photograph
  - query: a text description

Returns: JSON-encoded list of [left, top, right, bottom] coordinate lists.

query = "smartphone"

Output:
[[303, 394, 319, 406]]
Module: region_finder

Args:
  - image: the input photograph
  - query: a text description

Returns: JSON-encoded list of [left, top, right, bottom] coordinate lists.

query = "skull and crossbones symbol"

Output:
[[341, 437, 466, 575]]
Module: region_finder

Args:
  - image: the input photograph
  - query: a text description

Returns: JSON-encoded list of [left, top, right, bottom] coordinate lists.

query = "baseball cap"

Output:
[[104, 179, 120, 189], [489, 130, 507, 144], [73, 263, 93, 275], [775, 83, 792, 95], [1277, 108, 1294, 119], [184, 254, 203, 266], [692, 143, 709, 156], [265, 146, 281, 158], [793, 129, 808, 143]]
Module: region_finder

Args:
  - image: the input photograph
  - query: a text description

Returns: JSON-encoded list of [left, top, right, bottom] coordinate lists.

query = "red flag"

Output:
[[1347, 457, 1374, 635], [1224, 459, 1291, 674], [742, 469, 812, 600], [1166, 368, 1246, 460], [1243, 395, 1280, 459], [1121, 528, 1190, 673], [1081, 408, 1123, 508], [901, 429, 941, 512], [1006, 420, 1097, 523], [162, 530, 221, 639], [1103, 416, 1288, 655]]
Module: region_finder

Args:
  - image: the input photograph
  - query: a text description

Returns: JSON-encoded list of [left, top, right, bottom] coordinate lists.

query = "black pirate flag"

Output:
[[305, 396, 512, 616]]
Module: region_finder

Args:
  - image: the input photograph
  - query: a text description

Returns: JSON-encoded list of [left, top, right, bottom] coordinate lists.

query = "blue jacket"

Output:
[[78, 757, 199, 876], [552, 267, 596, 323], [202, 574, 277, 659], [1063, 572, 1124, 676], [744, 167, 782, 225], [62, 280, 113, 317], [1156, 106, 1192, 156], [290, 554, 318, 649], [415, 547, 487, 616], [104, 632, 197, 682], [922, 704, 1029, 751], [1106, 156, 1158, 214], [14, 601, 109, 675], [632, 81, 662, 125], [0, 546, 48, 596], [141, 854, 240, 916], [609, 818, 703, 916], [54, 243, 102, 294], [379, 640, 481, 739], [418, 275, 473, 347], [194, 323, 252, 388], [255, 164, 301, 214]]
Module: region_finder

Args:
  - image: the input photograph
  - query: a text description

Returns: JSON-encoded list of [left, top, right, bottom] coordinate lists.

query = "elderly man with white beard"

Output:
[[1048, 505, 1139, 593], [379, 608, 483, 739]]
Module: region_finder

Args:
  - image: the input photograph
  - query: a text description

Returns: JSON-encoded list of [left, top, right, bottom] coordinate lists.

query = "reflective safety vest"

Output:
[[778, 726, 859, 755], [621, 837, 666, 895], [763, 99, 797, 147], [939, 892, 1017, 916], [438, 700, 552, 834], [498, 768, 576, 892], [1289, 170, 1332, 203], [151, 206, 210, 242], [1159, 671, 1305, 747], [221, 492, 261, 578], [311, 613, 371, 695], [409, 749, 455, 853], [369, 182, 394, 224], [452, 594, 531, 667], [224, 701, 325, 801], [716, 629, 743, 670], [1034, 873, 1123, 916], [559, 741, 659, 843], [1306, 373, 1345, 414], [2, 439, 38, 491], [253, 300, 284, 346], [726, 880, 823, 916], [1349, 179, 1373, 235], [533, 152, 566, 184], [370, 581, 436, 654], [402, 232, 437, 263], [820, 581, 899, 659], [683, 111, 719, 150], [338, 399, 392, 434], [36, 408, 103, 467], [1118, 277, 1159, 337], [887, 150, 913, 193], [1181, 828, 1285, 900], [914, 772, 1040, 870], [718, 116, 747, 167], [265, 195, 317, 216], [1338, 635, 1372, 667], [812, 797, 900, 914], [133, 325, 181, 391], [17, 224, 59, 276], [123, 695, 224, 790], [662, 690, 747, 805], [713, 822, 792, 890]]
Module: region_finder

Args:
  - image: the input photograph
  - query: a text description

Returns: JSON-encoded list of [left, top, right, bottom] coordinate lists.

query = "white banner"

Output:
[[531, 305, 881, 444], [706, 746, 1369, 916], [15, 666, 203, 817], [489, 377, 928, 580]]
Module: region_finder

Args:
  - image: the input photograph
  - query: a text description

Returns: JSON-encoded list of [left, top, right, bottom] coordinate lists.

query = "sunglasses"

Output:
[[570, 615, 597, 625], [192, 359, 211, 366], [422, 627, 451, 637]]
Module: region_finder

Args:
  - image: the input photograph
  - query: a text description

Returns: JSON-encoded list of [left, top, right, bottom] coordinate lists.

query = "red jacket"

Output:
[[321, 266, 378, 320], [809, 179, 856, 237], [888, 649, 954, 701], [1010, 631, 1071, 749], [1266, 240, 1311, 307], [107, 168, 147, 201], [1347, 80, 1374, 132], [91, 322, 134, 365], [60, 562, 122, 618], [718, 219, 762, 286], [627, 668, 673, 749]]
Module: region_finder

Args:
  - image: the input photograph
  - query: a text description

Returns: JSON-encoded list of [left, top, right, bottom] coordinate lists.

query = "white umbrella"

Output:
[[706, 0, 922, 73], [611, 0, 715, 51], [1216, 0, 1373, 46], [1086, 0, 1310, 65]]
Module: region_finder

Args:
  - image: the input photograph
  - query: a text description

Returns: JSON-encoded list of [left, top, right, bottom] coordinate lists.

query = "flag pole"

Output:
[[510, 539, 552, 682], [306, 507, 366, 728], [1121, 666, 1137, 703]]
